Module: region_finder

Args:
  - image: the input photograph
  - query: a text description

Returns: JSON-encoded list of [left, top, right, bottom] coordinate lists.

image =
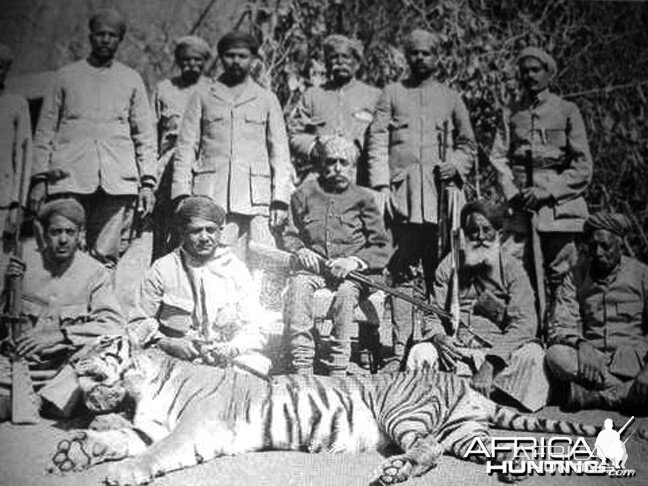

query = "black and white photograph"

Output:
[[0, 0, 647, 484]]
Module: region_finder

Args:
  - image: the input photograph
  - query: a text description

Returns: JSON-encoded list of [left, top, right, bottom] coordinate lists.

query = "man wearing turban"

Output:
[[407, 201, 549, 412], [546, 212, 648, 411], [0, 43, 33, 294], [288, 34, 380, 184], [128, 196, 271, 376], [30, 9, 157, 270], [490, 46, 593, 315], [283, 136, 390, 376], [151, 35, 212, 261], [172, 30, 292, 306], [366, 29, 476, 371], [0, 199, 125, 421]]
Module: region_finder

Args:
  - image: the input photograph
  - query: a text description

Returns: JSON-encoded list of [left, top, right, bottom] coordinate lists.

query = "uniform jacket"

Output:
[[424, 249, 538, 362], [282, 178, 391, 272], [153, 76, 208, 174], [0, 92, 32, 209], [32, 60, 157, 196], [171, 78, 293, 216], [549, 256, 648, 378], [5, 248, 125, 349], [288, 79, 380, 160], [128, 247, 266, 355], [366, 78, 476, 224], [490, 90, 593, 233]]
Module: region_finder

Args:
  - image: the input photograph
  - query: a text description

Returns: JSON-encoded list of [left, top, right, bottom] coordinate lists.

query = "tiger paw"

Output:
[[369, 456, 413, 485], [105, 459, 153, 486], [49, 431, 109, 473], [496, 452, 528, 483]]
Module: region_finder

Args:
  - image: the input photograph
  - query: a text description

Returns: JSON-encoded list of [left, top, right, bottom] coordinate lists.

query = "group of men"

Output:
[[0, 8, 647, 422]]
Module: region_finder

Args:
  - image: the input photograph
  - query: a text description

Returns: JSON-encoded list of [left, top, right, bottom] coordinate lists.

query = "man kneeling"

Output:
[[283, 136, 390, 376], [407, 201, 549, 412], [128, 196, 271, 376], [546, 213, 648, 411], [0, 199, 125, 420]]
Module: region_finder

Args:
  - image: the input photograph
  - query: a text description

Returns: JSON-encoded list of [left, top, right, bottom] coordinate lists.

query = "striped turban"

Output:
[[584, 212, 631, 238]]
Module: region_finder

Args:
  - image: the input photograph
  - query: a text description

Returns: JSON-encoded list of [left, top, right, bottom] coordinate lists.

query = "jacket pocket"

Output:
[[388, 118, 409, 144], [616, 301, 643, 322], [250, 171, 271, 205], [553, 196, 588, 220]]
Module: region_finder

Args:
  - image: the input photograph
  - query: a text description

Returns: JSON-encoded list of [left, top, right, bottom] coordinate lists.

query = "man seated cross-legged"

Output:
[[0, 199, 125, 420], [546, 212, 648, 411], [407, 201, 550, 412], [128, 196, 271, 376]]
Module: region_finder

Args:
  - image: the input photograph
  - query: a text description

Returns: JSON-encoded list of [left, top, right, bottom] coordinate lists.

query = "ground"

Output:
[[2, 233, 647, 486]]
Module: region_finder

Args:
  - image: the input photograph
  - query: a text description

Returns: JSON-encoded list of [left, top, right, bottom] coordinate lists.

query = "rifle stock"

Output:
[[248, 242, 493, 347], [4, 139, 40, 424]]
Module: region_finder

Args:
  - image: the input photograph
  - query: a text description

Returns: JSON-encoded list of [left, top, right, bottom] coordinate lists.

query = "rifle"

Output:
[[436, 121, 461, 335], [248, 241, 493, 347], [3, 139, 40, 424], [526, 117, 547, 340]]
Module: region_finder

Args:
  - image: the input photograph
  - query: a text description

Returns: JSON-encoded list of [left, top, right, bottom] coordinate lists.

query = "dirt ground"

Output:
[[2, 234, 647, 486]]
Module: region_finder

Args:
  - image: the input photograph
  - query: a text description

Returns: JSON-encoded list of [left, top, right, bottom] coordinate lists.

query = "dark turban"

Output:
[[174, 196, 226, 228], [517, 47, 557, 77], [323, 35, 364, 62], [38, 199, 86, 228], [404, 29, 438, 52], [460, 200, 504, 231], [174, 35, 211, 62], [584, 212, 631, 238], [0, 43, 14, 64], [89, 9, 127, 37], [217, 31, 258, 57]]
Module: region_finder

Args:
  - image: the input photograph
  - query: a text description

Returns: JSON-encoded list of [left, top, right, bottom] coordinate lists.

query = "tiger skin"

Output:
[[50, 339, 599, 486]]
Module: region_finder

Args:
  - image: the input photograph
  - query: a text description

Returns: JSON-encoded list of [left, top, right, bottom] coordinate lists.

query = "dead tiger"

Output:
[[50, 336, 600, 485]]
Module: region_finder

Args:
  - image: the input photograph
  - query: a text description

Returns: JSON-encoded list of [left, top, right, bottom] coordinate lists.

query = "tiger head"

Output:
[[71, 333, 155, 414]]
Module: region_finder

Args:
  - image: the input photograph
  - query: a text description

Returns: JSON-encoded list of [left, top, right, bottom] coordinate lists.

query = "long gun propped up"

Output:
[[436, 120, 461, 335], [248, 241, 493, 347], [526, 117, 547, 339], [2, 139, 40, 424]]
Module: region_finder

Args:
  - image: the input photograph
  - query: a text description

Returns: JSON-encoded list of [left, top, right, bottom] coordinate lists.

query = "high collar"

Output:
[[324, 77, 359, 92], [211, 76, 257, 105], [86, 57, 116, 70], [523, 88, 551, 108], [179, 246, 232, 269]]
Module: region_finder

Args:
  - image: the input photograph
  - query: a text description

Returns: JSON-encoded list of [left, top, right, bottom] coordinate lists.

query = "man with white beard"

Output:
[[407, 201, 549, 412]]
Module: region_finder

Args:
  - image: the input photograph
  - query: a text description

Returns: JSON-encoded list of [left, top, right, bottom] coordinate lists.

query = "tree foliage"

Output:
[[238, 0, 648, 259]]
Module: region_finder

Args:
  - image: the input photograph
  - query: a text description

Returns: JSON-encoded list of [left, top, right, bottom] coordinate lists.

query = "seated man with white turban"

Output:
[[407, 201, 549, 412], [283, 136, 390, 376], [0, 199, 125, 420], [128, 196, 271, 376], [546, 212, 648, 411]]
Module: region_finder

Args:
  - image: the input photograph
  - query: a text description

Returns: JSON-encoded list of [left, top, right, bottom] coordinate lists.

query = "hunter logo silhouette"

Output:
[[594, 416, 635, 469]]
